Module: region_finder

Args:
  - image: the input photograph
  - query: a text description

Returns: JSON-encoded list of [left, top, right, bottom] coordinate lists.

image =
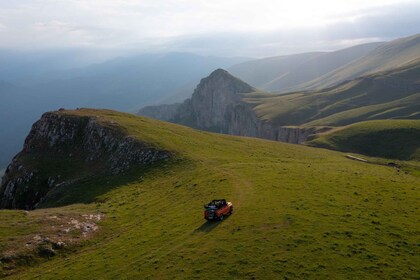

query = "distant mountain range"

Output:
[[0, 53, 247, 168], [1, 34, 419, 168], [250, 61, 420, 127], [229, 42, 383, 92], [297, 34, 420, 91], [158, 42, 385, 103], [139, 34, 420, 152], [229, 34, 420, 93]]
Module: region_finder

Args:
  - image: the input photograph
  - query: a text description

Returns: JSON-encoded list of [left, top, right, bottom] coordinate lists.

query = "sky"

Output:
[[0, 0, 419, 57]]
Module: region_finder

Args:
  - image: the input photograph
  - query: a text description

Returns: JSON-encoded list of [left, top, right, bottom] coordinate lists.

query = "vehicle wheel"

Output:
[[219, 215, 224, 221]]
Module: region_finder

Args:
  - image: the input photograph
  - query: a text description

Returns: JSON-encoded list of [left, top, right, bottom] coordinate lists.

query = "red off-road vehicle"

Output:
[[204, 199, 233, 221]]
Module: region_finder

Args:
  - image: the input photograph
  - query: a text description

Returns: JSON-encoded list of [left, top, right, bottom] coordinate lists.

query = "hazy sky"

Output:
[[0, 0, 419, 57]]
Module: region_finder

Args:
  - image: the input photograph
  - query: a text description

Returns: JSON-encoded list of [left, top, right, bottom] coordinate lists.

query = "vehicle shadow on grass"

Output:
[[195, 215, 232, 233]]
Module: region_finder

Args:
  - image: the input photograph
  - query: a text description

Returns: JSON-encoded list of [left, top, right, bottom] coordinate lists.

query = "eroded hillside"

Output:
[[0, 110, 171, 209]]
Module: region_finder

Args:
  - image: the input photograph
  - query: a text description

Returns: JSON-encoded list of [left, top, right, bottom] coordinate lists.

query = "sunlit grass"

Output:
[[1, 109, 419, 279]]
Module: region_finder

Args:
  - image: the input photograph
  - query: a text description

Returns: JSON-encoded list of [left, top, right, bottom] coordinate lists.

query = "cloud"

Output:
[[170, 1, 420, 56], [0, 0, 418, 56]]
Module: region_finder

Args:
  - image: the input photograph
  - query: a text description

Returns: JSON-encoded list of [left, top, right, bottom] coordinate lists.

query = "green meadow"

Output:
[[308, 120, 420, 160], [1, 109, 419, 279]]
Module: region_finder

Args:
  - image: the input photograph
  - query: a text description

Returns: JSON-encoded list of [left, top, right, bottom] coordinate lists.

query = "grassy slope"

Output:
[[1, 109, 419, 279], [228, 52, 324, 89], [0, 204, 98, 272], [263, 42, 383, 92], [307, 120, 420, 161], [300, 34, 420, 91], [245, 61, 420, 127], [228, 43, 382, 92], [304, 93, 420, 127]]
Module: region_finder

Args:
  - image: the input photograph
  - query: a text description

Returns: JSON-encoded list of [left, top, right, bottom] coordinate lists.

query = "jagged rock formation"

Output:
[[138, 69, 329, 142], [0, 110, 171, 210], [139, 69, 257, 133], [139, 103, 181, 122], [187, 69, 255, 132]]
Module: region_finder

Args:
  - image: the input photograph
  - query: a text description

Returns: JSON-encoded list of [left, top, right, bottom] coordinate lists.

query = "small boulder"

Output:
[[52, 241, 66, 249], [37, 245, 56, 258]]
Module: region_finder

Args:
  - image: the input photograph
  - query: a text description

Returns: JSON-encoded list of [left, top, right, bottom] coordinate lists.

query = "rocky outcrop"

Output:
[[139, 103, 181, 121], [228, 103, 330, 143], [139, 69, 256, 132], [138, 68, 258, 132], [0, 110, 171, 210], [275, 126, 331, 144], [188, 69, 255, 133], [138, 69, 331, 143]]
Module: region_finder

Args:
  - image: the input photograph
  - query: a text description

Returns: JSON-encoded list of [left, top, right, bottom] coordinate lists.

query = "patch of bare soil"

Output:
[[0, 212, 104, 276]]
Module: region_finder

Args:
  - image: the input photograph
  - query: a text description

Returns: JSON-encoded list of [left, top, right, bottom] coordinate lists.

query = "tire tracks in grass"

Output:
[[150, 165, 254, 278], [213, 164, 253, 214], [22, 164, 254, 279], [114, 164, 253, 275]]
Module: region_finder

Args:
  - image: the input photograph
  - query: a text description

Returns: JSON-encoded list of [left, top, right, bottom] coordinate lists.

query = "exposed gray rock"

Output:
[[275, 126, 331, 144], [52, 241, 66, 249], [138, 68, 331, 143], [189, 69, 255, 133], [138, 103, 181, 121], [0, 111, 172, 210]]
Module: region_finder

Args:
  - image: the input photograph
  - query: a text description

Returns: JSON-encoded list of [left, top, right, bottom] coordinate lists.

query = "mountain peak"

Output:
[[209, 68, 230, 77], [182, 69, 256, 133], [137, 69, 257, 127], [199, 68, 255, 94]]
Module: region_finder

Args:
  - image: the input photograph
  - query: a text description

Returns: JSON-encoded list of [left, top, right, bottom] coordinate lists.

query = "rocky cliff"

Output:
[[139, 68, 256, 133], [229, 103, 331, 143], [138, 69, 330, 143], [140, 68, 258, 132], [187, 69, 256, 132], [139, 103, 181, 122], [0, 110, 171, 210]]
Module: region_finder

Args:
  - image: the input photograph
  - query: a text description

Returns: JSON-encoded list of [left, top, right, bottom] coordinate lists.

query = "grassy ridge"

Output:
[[228, 34, 419, 93], [1, 109, 419, 279], [307, 120, 420, 160], [228, 42, 382, 92], [299, 34, 420, 90], [304, 93, 420, 127], [245, 61, 420, 127]]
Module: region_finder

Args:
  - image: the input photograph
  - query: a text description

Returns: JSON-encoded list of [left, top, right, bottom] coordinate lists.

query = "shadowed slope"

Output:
[[307, 120, 420, 160]]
